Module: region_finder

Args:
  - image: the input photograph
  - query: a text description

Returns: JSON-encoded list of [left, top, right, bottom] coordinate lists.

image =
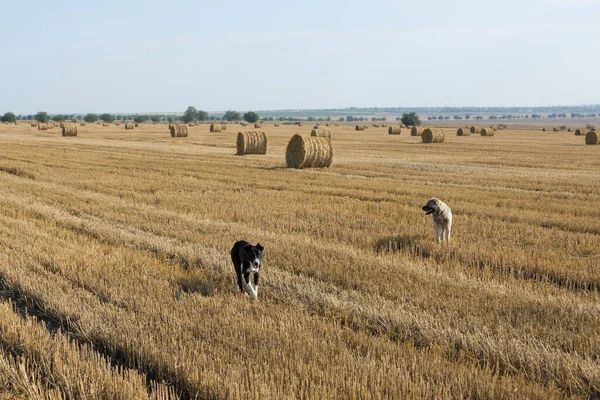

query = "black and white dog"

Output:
[[231, 240, 264, 300]]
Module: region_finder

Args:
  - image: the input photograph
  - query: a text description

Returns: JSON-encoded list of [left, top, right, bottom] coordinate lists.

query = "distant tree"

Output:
[[26, 114, 33, 120], [223, 110, 241, 122], [465, 114, 471, 120], [401, 112, 421, 127], [1, 112, 16, 123], [438, 115, 444, 120], [453, 115, 462, 120], [151, 116, 160, 123], [475, 116, 484, 120], [243, 111, 259, 123], [395, 117, 401, 121], [586, 124, 595, 130], [83, 113, 98, 123], [338, 117, 345, 121], [35, 111, 50, 123], [133, 115, 145, 124], [167, 117, 174, 123], [100, 113, 114, 123], [51, 114, 64, 122], [307, 116, 315, 121], [346, 116, 354, 122], [182, 106, 198, 123]]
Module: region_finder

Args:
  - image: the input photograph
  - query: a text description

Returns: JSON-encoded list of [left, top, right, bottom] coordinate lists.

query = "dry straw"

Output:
[[254, 123, 262, 128], [125, 123, 134, 130], [30, 122, 37, 127], [236, 131, 268, 155], [411, 126, 424, 136], [355, 125, 366, 131], [480, 128, 495, 136], [80, 123, 86, 126], [311, 127, 332, 139], [240, 122, 248, 126], [286, 134, 333, 169], [373, 124, 380, 128], [37, 123, 48, 131], [59, 123, 65, 129], [470, 126, 481, 134], [456, 127, 470, 136], [115, 122, 121, 126], [421, 128, 445, 143], [170, 124, 188, 137], [388, 126, 401, 135], [61, 124, 78, 137], [575, 128, 585, 136], [210, 123, 222, 132], [103, 123, 109, 127], [585, 130, 599, 145]]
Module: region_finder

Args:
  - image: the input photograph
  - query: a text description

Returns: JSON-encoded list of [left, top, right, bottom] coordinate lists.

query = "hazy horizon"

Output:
[[2, 0, 599, 114]]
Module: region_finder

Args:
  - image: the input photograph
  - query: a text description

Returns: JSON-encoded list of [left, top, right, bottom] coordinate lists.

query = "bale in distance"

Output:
[[421, 128, 445, 143], [115, 122, 121, 126], [37, 123, 48, 131], [103, 123, 109, 127], [61, 124, 78, 137], [411, 126, 424, 136], [311, 127, 331, 139], [254, 123, 262, 129], [575, 128, 585, 136], [134, 123, 139, 127], [553, 127, 559, 132], [170, 124, 188, 137], [30, 122, 38, 127], [388, 126, 401, 135], [381, 124, 387, 127], [125, 123, 135, 130], [585, 131, 599, 145], [373, 124, 380, 128], [286, 134, 333, 169], [480, 128, 495, 136], [80, 123, 86, 126], [240, 122, 248, 126], [456, 127, 470, 136], [210, 123, 222, 132], [470, 126, 481, 134], [221, 124, 227, 130], [355, 125, 366, 131], [274, 123, 280, 127], [296, 122, 303, 126], [542, 128, 547, 132], [236, 131, 268, 155]]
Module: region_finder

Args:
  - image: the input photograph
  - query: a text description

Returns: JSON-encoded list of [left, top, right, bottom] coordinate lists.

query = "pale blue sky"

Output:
[[1, 0, 599, 114]]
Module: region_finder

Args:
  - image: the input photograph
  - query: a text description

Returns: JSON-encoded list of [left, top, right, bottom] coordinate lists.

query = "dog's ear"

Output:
[[256, 243, 264, 252]]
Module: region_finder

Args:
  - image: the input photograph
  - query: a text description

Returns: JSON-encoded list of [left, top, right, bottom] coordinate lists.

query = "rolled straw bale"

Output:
[[411, 126, 424, 136], [240, 122, 248, 126], [355, 125, 365, 131], [37, 123, 48, 131], [575, 128, 586, 136], [296, 122, 303, 126], [274, 123, 279, 127], [170, 124, 188, 137], [542, 128, 547, 132], [254, 123, 262, 128], [286, 134, 333, 169], [61, 124, 78, 137], [456, 127, 470, 136], [221, 124, 227, 131], [313, 125, 320, 129], [585, 130, 599, 145], [125, 123, 134, 130], [470, 126, 481, 134], [80, 123, 86, 126], [115, 122, 121, 126], [325, 123, 330, 126], [210, 123, 222, 132], [334, 123, 339, 126], [103, 123, 109, 127], [30, 122, 38, 127], [388, 126, 401, 135], [373, 124, 380, 128], [421, 128, 445, 143], [236, 131, 268, 155], [311, 127, 331, 139], [553, 127, 559, 132], [135, 123, 139, 127], [480, 128, 495, 136]]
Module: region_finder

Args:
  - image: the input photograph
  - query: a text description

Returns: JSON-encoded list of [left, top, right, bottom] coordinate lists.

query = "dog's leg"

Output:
[[244, 272, 257, 300], [253, 272, 260, 297], [445, 223, 451, 243], [434, 224, 442, 244]]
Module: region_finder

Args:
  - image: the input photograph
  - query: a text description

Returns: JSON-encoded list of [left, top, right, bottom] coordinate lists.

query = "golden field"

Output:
[[0, 121, 598, 399]]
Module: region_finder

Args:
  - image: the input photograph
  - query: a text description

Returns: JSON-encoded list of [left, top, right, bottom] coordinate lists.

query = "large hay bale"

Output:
[[170, 124, 188, 137], [311, 127, 331, 139], [125, 123, 134, 130], [411, 126, 424, 136], [421, 128, 445, 143], [240, 122, 248, 126], [585, 131, 599, 145], [210, 123, 222, 132], [480, 128, 495, 136], [575, 128, 586, 136], [388, 126, 401, 135], [470, 126, 481, 134], [355, 125, 366, 131], [456, 127, 470, 136], [286, 134, 333, 169], [236, 131, 268, 155], [61, 124, 78, 137], [254, 123, 262, 129], [37, 123, 48, 131], [30, 122, 37, 127]]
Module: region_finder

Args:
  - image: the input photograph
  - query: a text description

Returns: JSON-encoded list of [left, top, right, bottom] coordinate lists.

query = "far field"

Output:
[[0, 121, 598, 399]]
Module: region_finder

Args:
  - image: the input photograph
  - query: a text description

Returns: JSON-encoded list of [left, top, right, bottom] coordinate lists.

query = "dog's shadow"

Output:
[[373, 234, 432, 258], [177, 276, 217, 297]]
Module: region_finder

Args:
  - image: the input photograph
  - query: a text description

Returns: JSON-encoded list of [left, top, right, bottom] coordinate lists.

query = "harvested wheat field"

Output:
[[0, 122, 598, 399]]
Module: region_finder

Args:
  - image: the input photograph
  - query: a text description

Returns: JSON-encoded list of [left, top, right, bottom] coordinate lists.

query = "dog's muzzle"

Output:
[[422, 206, 434, 215]]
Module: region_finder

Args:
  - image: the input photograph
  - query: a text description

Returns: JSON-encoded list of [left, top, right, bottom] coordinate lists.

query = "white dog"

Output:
[[422, 198, 452, 243]]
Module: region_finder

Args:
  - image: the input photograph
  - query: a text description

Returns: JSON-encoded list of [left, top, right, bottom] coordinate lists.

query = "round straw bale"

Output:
[[254, 123, 262, 128], [236, 131, 268, 155], [210, 123, 222, 132], [421, 128, 445, 143], [411, 126, 424, 136], [103, 123, 109, 127], [80, 123, 86, 126], [30, 122, 38, 127], [334, 123, 339, 126], [37, 123, 48, 131], [115, 122, 121, 126], [325, 123, 330, 127], [134, 123, 139, 127], [381, 124, 387, 127], [470, 126, 481, 134], [286, 134, 333, 169], [221, 124, 227, 131], [311, 127, 331, 139], [169, 124, 188, 137], [355, 125, 365, 131], [575, 128, 585, 136], [240, 122, 248, 126], [296, 122, 303, 126], [61, 124, 78, 137], [456, 127, 470, 136], [480, 128, 495, 136], [388, 126, 401, 135], [274, 123, 280, 127], [125, 123, 134, 130], [372, 124, 380, 128], [553, 127, 559, 132], [585, 130, 599, 145], [542, 128, 547, 132]]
